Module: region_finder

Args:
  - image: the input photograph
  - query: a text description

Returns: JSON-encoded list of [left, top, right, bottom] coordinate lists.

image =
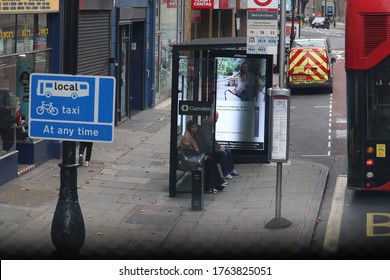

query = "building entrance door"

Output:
[[129, 21, 145, 112], [118, 25, 130, 121]]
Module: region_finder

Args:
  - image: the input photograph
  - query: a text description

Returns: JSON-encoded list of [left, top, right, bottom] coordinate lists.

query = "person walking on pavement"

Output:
[[79, 141, 93, 167], [197, 111, 239, 181]]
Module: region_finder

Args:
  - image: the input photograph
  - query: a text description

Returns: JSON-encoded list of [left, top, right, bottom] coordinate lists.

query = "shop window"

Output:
[[0, 50, 50, 154], [0, 55, 16, 154], [34, 14, 48, 50], [0, 15, 16, 55], [16, 14, 34, 53]]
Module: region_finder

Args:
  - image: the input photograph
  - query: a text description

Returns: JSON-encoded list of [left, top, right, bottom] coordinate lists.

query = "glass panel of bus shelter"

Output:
[[175, 55, 216, 192], [367, 70, 390, 141], [177, 56, 216, 137]]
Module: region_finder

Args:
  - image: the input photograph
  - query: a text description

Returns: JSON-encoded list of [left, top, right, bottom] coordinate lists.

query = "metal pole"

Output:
[[290, 0, 295, 49], [275, 162, 282, 217], [265, 3, 292, 228], [279, 0, 287, 88], [324, 0, 327, 18], [51, 0, 85, 256]]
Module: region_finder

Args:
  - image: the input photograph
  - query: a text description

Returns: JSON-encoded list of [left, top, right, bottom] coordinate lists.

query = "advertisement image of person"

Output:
[[234, 62, 259, 101]]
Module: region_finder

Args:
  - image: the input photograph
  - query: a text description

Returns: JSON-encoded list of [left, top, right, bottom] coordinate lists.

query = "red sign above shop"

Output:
[[192, 0, 214, 9]]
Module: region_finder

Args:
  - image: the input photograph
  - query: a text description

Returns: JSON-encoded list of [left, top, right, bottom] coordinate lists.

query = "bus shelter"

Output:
[[169, 37, 274, 197]]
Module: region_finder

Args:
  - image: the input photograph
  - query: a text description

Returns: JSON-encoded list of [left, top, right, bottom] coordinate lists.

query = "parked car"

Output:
[[311, 17, 330, 29]]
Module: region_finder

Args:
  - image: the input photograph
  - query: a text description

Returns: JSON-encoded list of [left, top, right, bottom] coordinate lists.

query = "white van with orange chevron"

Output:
[[287, 46, 336, 92]]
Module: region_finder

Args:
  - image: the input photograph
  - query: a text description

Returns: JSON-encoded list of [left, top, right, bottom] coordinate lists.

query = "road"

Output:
[[290, 25, 390, 258]]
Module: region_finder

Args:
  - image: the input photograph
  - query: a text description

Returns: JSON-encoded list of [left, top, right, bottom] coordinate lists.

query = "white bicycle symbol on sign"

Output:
[[36, 101, 59, 116]]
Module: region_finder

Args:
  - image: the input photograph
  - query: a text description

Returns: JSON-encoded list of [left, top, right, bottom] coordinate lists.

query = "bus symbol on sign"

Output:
[[38, 80, 90, 99], [29, 73, 116, 143]]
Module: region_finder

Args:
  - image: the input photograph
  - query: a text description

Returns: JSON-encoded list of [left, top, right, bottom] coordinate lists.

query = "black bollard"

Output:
[[51, 0, 85, 256], [51, 142, 85, 254]]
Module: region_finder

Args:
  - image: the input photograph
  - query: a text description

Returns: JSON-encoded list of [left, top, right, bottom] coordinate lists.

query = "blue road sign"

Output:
[[29, 73, 116, 142]]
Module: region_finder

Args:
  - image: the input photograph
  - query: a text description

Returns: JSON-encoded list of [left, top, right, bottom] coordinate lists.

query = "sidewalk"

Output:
[[0, 99, 328, 259]]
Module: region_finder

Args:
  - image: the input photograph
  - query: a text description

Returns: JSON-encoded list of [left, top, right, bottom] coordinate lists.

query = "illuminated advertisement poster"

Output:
[[214, 54, 271, 151]]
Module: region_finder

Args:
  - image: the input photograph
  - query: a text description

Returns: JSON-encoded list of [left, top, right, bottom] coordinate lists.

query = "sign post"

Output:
[[265, 87, 291, 229], [265, 0, 292, 229]]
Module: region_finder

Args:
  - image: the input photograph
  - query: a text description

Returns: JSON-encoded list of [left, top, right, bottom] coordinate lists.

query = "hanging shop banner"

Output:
[[191, 0, 213, 9], [0, 0, 59, 14]]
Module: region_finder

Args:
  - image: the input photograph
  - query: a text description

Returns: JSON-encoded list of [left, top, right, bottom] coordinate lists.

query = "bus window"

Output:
[[367, 70, 390, 140]]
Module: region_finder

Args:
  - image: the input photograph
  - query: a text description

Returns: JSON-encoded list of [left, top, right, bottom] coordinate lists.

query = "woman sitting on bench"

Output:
[[181, 120, 227, 193]]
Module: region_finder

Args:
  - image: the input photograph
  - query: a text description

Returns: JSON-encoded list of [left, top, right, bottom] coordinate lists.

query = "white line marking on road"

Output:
[[336, 118, 347, 124], [323, 175, 348, 253], [301, 154, 330, 157]]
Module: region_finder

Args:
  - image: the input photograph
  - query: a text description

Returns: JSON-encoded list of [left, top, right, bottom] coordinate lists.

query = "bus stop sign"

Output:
[[29, 73, 116, 142]]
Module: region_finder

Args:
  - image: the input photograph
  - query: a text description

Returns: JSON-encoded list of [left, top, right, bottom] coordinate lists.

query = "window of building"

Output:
[[16, 14, 34, 53], [0, 15, 16, 55], [0, 13, 51, 154]]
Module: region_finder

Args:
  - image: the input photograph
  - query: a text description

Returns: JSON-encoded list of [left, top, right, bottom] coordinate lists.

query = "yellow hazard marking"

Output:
[[376, 144, 386, 158], [366, 213, 390, 237], [289, 48, 329, 83]]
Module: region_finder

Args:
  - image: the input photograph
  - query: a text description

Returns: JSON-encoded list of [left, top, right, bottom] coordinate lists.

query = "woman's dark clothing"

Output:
[[79, 142, 93, 161], [181, 126, 224, 191], [204, 157, 225, 191]]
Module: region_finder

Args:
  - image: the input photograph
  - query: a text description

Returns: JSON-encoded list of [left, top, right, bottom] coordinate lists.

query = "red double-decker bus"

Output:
[[346, 1, 390, 190]]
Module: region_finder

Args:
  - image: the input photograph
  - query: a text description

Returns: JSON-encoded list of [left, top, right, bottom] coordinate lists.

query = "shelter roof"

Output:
[[171, 37, 247, 51]]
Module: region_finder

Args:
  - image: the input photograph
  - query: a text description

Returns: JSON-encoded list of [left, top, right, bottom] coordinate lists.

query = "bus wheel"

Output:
[[71, 93, 77, 99], [45, 92, 51, 98]]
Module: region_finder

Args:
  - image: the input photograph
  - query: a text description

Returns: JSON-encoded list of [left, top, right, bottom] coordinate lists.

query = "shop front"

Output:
[[115, 6, 148, 122], [0, 0, 114, 186], [0, 1, 60, 185]]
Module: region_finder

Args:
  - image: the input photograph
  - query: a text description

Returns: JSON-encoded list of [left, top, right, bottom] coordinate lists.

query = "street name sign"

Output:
[[29, 73, 116, 143]]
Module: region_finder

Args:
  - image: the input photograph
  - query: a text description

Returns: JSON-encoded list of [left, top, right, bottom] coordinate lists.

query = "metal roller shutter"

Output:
[[78, 11, 110, 76]]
